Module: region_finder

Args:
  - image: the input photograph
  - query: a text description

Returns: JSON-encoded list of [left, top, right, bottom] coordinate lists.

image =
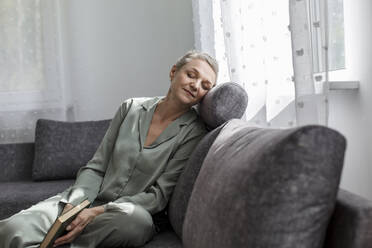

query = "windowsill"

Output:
[[329, 81, 360, 90]]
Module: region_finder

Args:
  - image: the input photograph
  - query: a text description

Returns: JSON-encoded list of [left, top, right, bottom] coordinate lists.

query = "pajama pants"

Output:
[[0, 195, 156, 248]]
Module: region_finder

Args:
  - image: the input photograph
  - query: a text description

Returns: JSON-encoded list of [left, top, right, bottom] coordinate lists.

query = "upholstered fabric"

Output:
[[142, 230, 182, 248], [32, 119, 111, 181], [324, 189, 372, 248], [0, 180, 73, 219], [0, 143, 34, 182], [168, 124, 225, 238], [183, 119, 346, 248], [198, 82, 248, 129]]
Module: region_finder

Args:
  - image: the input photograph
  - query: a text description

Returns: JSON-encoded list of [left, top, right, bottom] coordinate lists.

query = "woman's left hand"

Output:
[[53, 206, 104, 247]]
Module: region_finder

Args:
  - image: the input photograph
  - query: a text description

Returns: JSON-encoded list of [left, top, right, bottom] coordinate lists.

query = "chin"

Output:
[[175, 93, 193, 105]]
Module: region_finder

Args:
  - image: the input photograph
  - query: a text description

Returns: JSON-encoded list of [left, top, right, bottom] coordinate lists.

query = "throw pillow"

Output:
[[32, 119, 110, 181], [198, 82, 248, 129]]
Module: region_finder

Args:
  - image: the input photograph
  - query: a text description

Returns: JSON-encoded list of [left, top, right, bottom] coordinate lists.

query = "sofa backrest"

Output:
[[182, 120, 346, 248], [170, 118, 372, 248], [0, 143, 34, 182], [168, 124, 225, 238]]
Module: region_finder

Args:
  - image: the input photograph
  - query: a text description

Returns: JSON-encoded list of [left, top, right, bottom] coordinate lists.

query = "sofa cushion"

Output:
[[198, 82, 248, 129], [183, 119, 346, 248], [0, 143, 34, 182], [168, 124, 225, 238], [32, 119, 111, 181], [324, 189, 372, 248], [0, 180, 73, 220], [142, 229, 182, 248]]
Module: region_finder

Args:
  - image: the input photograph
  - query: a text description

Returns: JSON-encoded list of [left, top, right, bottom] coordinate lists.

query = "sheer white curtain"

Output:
[[0, 0, 72, 144], [289, 0, 329, 126], [192, 0, 329, 127]]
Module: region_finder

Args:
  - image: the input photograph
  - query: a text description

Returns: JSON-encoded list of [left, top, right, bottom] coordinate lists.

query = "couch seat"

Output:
[[142, 229, 182, 248], [0, 180, 73, 219]]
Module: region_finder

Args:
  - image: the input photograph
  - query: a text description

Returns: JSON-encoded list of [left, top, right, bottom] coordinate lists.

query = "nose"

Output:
[[190, 79, 202, 91]]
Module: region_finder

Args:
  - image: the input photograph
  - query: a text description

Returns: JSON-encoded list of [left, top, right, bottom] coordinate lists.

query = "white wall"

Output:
[[59, 0, 194, 121], [328, 0, 372, 200]]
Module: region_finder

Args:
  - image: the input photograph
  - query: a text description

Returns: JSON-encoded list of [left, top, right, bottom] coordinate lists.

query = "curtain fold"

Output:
[[289, 0, 329, 126]]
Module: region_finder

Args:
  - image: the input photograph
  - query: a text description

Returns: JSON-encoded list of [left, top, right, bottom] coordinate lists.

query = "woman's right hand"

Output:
[[54, 205, 104, 247]]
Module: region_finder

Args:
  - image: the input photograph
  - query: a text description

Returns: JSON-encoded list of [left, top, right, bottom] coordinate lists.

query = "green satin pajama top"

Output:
[[60, 97, 207, 215]]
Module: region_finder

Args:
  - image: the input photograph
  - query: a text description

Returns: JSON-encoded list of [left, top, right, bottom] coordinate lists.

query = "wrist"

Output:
[[92, 206, 105, 216]]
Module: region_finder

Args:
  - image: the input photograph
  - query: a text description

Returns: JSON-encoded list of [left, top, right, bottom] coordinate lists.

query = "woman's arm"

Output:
[[105, 128, 206, 215], [60, 100, 132, 206]]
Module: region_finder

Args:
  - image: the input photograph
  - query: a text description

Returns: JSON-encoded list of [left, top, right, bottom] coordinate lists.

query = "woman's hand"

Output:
[[53, 206, 105, 247], [61, 203, 74, 215]]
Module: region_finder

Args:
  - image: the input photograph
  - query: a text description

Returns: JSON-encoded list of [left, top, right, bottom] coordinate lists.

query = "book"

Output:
[[40, 199, 90, 248]]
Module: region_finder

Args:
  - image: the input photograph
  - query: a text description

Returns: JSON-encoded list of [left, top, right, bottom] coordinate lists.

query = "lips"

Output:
[[183, 88, 195, 98]]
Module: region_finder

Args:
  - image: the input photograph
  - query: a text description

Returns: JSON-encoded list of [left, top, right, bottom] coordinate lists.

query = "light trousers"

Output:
[[0, 195, 155, 248]]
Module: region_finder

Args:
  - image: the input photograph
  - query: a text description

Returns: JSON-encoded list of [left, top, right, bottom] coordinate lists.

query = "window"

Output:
[[0, 0, 65, 111], [0, 0, 45, 92], [0, 0, 68, 143], [310, 0, 345, 73]]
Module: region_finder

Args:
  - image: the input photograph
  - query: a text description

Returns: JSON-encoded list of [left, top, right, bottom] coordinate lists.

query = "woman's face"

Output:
[[169, 59, 216, 107]]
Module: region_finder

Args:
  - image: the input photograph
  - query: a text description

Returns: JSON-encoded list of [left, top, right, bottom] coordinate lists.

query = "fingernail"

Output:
[[66, 225, 71, 231]]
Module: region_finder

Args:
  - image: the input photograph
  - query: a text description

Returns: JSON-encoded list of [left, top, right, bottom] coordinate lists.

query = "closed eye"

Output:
[[187, 72, 196, 78]]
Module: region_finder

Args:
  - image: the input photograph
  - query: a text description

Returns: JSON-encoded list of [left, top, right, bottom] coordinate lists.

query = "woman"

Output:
[[0, 50, 218, 248]]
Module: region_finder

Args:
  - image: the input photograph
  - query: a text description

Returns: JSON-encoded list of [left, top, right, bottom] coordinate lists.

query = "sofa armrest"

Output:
[[0, 143, 34, 182], [324, 189, 372, 248]]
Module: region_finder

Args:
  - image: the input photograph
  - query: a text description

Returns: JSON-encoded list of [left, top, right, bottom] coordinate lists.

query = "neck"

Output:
[[155, 95, 190, 122]]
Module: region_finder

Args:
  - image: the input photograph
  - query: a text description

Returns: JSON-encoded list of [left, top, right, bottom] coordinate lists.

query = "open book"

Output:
[[40, 199, 90, 248]]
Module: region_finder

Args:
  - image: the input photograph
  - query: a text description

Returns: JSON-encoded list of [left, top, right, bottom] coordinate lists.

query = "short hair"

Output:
[[174, 50, 219, 81]]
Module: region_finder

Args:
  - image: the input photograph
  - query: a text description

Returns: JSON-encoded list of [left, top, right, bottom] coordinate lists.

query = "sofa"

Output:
[[1, 83, 372, 248]]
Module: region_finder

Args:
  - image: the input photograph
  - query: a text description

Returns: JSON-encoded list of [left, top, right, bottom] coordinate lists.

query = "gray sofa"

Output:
[[1, 83, 372, 248]]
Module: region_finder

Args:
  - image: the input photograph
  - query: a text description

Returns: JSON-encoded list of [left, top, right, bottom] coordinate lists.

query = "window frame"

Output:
[[310, 0, 346, 74]]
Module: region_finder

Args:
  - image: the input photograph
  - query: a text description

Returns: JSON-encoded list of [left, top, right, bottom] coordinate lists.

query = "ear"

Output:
[[169, 65, 177, 81]]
